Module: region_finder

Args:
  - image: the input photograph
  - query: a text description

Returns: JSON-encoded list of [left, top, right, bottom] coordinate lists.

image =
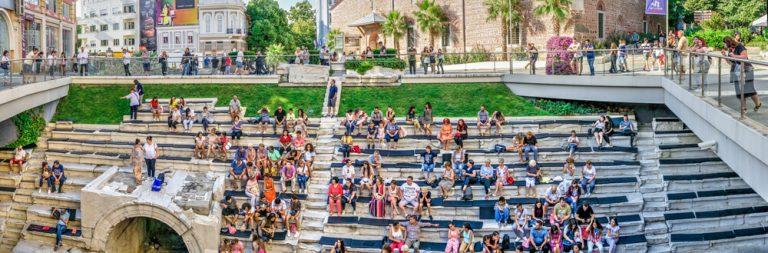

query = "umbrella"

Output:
[[751, 15, 767, 27]]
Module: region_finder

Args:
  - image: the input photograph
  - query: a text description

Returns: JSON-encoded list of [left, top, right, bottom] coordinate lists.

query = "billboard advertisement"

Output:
[[157, 0, 199, 27], [139, 0, 157, 51]]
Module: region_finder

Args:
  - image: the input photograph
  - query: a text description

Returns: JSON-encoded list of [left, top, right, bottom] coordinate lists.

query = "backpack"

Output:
[[461, 186, 473, 201], [494, 144, 506, 153], [501, 234, 511, 250]]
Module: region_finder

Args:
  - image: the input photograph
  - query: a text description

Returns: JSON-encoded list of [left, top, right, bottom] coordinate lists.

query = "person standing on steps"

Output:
[[327, 79, 338, 117], [122, 88, 141, 120], [143, 136, 158, 178]]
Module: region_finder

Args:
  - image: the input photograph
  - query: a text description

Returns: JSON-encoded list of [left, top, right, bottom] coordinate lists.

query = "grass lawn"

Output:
[[338, 83, 551, 117], [54, 84, 325, 124]]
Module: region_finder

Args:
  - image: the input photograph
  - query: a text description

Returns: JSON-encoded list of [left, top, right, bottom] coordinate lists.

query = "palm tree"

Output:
[[413, 0, 446, 48], [533, 0, 571, 36], [484, 0, 521, 59], [382, 10, 409, 55]]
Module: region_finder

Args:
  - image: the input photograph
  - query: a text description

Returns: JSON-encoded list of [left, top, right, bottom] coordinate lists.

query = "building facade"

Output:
[[198, 0, 246, 54], [21, 0, 77, 57], [330, 0, 665, 54], [0, 0, 22, 59], [77, 0, 139, 54]]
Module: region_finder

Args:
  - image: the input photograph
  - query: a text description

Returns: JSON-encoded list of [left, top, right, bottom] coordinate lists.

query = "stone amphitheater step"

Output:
[[658, 146, 718, 159], [653, 131, 700, 145], [336, 116, 636, 134], [664, 173, 748, 192], [122, 106, 247, 122], [12, 239, 91, 253], [344, 148, 638, 164], [665, 205, 768, 233], [43, 150, 233, 172], [659, 161, 731, 175], [668, 224, 768, 252], [117, 120, 321, 134], [24, 204, 82, 229], [50, 128, 318, 146], [652, 118, 685, 132], [20, 224, 87, 249], [667, 188, 763, 211], [330, 133, 635, 149]]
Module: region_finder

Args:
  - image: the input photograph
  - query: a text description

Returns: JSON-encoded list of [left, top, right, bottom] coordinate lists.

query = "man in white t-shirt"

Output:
[[77, 48, 89, 76], [399, 176, 421, 216], [143, 136, 159, 178], [235, 50, 244, 74], [341, 159, 355, 183]]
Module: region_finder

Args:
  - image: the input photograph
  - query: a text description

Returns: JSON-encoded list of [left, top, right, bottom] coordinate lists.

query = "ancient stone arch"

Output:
[[87, 202, 204, 253]]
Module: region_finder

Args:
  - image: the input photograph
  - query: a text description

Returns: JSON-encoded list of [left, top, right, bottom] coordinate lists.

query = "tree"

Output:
[[485, 0, 522, 60], [413, 0, 446, 48], [683, 0, 719, 13], [246, 0, 293, 52], [288, 0, 317, 49], [326, 29, 342, 51], [717, 0, 767, 27], [533, 0, 571, 36], [382, 10, 408, 54], [668, 0, 693, 29]]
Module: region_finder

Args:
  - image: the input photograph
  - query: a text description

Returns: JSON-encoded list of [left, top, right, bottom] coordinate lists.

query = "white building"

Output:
[[156, 25, 199, 54], [77, 0, 139, 53], [198, 0, 246, 54], [315, 0, 337, 47]]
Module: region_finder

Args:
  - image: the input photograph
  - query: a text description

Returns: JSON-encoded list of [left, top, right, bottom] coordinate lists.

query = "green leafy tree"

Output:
[[717, 0, 767, 27], [288, 0, 317, 49], [683, 0, 719, 12], [485, 0, 522, 59], [669, 0, 694, 28], [265, 44, 286, 72], [246, 0, 293, 52], [382, 10, 408, 54], [326, 29, 342, 51], [413, 0, 447, 48], [533, 0, 571, 36]]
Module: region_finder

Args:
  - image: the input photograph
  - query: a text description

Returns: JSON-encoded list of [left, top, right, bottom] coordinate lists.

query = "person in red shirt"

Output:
[[328, 177, 344, 216], [217, 132, 230, 160], [279, 130, 292, 154]]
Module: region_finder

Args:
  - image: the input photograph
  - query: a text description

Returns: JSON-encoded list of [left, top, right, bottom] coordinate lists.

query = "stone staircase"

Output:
[[637, 124, 670, 253], [297, 117, 338, 252]]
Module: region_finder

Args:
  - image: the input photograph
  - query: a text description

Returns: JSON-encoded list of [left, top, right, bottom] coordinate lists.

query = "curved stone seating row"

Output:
[[118, 121, 320, 135], [331, 132, 634, 148], [50, 128, 318, 146]]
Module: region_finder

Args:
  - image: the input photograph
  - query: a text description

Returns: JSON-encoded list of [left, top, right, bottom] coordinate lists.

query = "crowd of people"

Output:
[[327, 102, 636, 253]]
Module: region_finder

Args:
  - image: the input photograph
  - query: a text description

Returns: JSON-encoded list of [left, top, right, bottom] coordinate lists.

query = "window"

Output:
[[204, 14, 211, 33], [125, 38, 135, 46], [100, 9, 107, 16], [63, 4, 71, 18], [509, 22, 521, 45], [175, 35, 180, 44], [642, 15, 648, 34], [112, 7, 120, 14], [89, 25, 96, 32], [406, 25, 416, 48], [62, 29, 73, 55], [124, 5, 135, 13], [125, 21, 135, 30], [187, 35, 193, 44], [100, 24, 108, 31], [113, 39, 120, 46], [90, 41, 96, 47], [101, 40, 108, 46], [441, 24, 451, 47], [162, 36, 168, 44], [597, 12, 605, 39], [45, 0, 57, 13], [113, 23, 119, 30], [89, 11, 96, 17], [216, 14, 223, 33]]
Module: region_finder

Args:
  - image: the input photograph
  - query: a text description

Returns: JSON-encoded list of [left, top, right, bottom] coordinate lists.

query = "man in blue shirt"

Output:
[[619, 114, 636, 147], [326, 79, 338, 117], [420, 146, 438, 180], [54, 208, 70, 251], [460, 160, 477, 194], [528, 220, 550, 252], [230, 159, 247, 190]]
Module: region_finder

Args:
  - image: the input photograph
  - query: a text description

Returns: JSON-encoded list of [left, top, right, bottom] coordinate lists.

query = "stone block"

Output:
[[288, 64, 329, 84]]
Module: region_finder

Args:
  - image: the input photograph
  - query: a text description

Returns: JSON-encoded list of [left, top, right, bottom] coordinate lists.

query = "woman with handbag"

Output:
[[369, 177, 387, 217], [439, 162, 456, 199], [493, 159, 513, 197], [454, 119, 468, 148], [723, 37, 761, 113]]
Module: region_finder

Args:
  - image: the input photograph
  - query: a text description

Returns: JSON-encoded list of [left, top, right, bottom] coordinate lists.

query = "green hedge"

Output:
[[345, 58, 407, 72], [5, 109, 46, 148], [227, 51, 257, 56], [372, 48, 398, 57]]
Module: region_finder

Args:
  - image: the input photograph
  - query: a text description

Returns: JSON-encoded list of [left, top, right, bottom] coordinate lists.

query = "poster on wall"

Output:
[[645, 0, 666, 15], [157, 0, 198, 27], [140, 0, 157, 51]]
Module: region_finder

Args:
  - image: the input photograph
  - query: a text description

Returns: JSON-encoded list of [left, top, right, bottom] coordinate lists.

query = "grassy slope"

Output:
[[338, 83, 550, 117], [54, 84, 325, 124]]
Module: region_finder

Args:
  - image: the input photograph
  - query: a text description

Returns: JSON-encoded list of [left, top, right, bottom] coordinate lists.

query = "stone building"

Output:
[[77, 0, 140, 53], [20, 0, 77, 56], [329, 0, 665, 54], [198, 0, 247, 54], [0, 1, 22, 59]]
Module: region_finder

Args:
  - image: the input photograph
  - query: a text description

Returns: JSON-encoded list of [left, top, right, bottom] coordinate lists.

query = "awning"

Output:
[[751, 15, 767, 27], [347, 12, 385, 27]]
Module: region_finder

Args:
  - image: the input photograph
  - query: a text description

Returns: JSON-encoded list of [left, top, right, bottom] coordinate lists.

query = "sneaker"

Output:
[[38, 188, 41, 193]]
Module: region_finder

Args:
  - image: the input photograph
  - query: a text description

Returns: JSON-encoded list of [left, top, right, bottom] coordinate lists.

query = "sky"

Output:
[[279, 0, 318, 10]]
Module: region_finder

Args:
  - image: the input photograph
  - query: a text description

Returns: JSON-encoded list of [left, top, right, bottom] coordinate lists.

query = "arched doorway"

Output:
[[105, 217, 188, 253], [0, 11, 9, 53]]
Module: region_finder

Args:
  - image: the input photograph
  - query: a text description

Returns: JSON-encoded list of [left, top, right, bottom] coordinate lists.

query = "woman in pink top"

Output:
[[328, 177, 344, 216], [230, 238, 244, 253], [445, 222, 461, 253]]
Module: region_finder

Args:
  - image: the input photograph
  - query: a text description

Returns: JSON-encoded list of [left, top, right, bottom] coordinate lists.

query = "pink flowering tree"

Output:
[[545, 36, 574, 75]]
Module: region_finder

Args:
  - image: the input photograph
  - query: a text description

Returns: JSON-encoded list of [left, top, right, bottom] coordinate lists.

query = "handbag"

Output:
[[505, 176, 515, 185], [351, 145, 361, 153]]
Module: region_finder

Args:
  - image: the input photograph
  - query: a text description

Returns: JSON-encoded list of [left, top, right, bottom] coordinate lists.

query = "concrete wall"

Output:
[[662, 78, 768, 201], [503, 74, 665, 104], [0, 78, 70, 123]]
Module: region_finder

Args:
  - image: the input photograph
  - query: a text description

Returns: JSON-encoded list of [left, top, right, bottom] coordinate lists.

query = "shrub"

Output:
[[5, 109, 46, 148], [545, 36, 574, 75], [227, 50, 257, 56], [345, 58, 407, 71], [371, 48, 398, 57], [443, 46, 495, 65], [533, 99, 614, 115]]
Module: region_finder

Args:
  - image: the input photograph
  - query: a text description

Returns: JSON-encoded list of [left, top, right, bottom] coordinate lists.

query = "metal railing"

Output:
[[663, 48, 767, 120]]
